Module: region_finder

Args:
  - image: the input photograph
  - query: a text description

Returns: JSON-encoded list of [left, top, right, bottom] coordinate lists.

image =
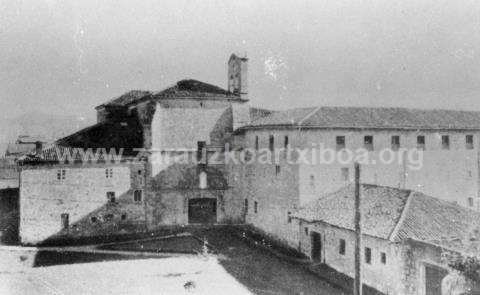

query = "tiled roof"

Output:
[[292, 184, 410, 240], [392, 192, 480, 250], [97, 79, 244, 109], [245, 106, 480, 130], [293, 184, 480, 250]]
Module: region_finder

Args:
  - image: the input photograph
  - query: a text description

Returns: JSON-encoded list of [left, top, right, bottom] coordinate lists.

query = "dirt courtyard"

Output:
[[0, 227, 346, 295]]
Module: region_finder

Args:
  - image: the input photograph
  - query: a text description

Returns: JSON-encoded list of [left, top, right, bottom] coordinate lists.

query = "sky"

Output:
[[2, 0, 480, 124]]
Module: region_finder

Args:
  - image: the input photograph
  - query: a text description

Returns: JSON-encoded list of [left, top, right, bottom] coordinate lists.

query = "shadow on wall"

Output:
[[30, 187, 148, 248], [0, 188, 19, 245]]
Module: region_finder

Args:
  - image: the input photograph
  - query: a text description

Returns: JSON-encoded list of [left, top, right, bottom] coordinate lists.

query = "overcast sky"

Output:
[[2, 0, 480, 123]]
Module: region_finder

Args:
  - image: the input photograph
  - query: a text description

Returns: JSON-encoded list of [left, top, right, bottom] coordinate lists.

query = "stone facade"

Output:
[[19, 162, 146, 244]]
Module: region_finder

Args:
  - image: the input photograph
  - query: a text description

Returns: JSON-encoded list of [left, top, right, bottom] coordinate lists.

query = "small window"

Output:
[[442, 135, 450, 150], [107, 192, 115, 203], [91, 216, 97, 223], [105, 168, 113, 178], [61, 213, 69, 230], [134, 190, 142, 202], [244, 199, 248, 213], [381, 252, 386, 264], [254, 201, 258, 213], [284, 135, 289, 149], [269, 135, 274, 151], [339, 239, 346, 255], [275, 165, 281, 176], [468, 197, 474, 207], [364, 136, 374, 151], [255, 136, 259, 150], [391, 136, 400, 151], [304, 227, 309, 236], [138, 170, 142, 175], [121, 213, 127, 220], [466, 135, 474, 150], [310, 175, 315, 191], [287, 211, 292, 223], [57, 169, 66, 180], [417, 135, 426, 150], [365, 247, 372, 264], [341, 167, 349, 182], [336, 136, 346, 151]]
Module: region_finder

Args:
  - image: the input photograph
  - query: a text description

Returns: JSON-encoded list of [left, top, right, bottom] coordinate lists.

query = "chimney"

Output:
[[228, 53, 248, 100]]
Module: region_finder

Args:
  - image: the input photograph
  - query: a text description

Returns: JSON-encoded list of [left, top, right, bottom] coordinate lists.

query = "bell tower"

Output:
[[228, 54, 248, 99]]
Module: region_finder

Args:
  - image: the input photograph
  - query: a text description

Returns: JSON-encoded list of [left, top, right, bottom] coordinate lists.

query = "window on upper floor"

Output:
[[134, 190, 142, 203], [269, 135, 274, 151], [284, 135, 289, 149], [287, 211, 292, 223], [304, 227, 309, 236], [339, 239, 346, 255], [57, 169, 66, 180], [442, 135, 450, 150], [364, 136, 374, 151], [105, 168, 113, 178], [381, 252, 387, 264], [341, 168, 349, 182], [255, 136, 259, 151], [365, 247, 372, 264], [336, 136, 346, 151], [199, 171, 207, 189], [466, 135, 474, 150], [254, 201, 258, 214], [391, 136, 400, 151], [417, 135, 426, 150], [244, 199, 248, 213]]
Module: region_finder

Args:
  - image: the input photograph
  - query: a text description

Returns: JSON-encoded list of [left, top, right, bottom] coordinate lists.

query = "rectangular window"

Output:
[[365, 247, 372, 264], [417, 135, 426, 150], [287, 211, 292, 223], [105, 168, 113, 178], [61, 213, 69, 230], [466, 135, 474, 150], [391, 136, 400, 151], [254, 201, 258, 214], [381, 252, 386, 264], [197, 141, 206, 162], [339, 239, 346, 255], [269, 135, 274, 151], [442, 135, 450, 150], [364, 136, 374, 151], [310, 175, 315, 191], [255, 136, 259, 150], [107, 191, 116, 203], [336, 136, 346, 151], [275, 165, 281, 176], [341, 167, 349, 182], [284, 135, 289, 149], [57, 169, 66, 180], [468, 197, 474, 207], [134, 190, 142, 202], [244, 199, 248, 213], [304, 227, 308, 236]]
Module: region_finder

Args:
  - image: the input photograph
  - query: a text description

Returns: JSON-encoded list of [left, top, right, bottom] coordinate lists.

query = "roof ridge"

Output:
[[388, 189, 414, 242], [297, 106, 322, 126]]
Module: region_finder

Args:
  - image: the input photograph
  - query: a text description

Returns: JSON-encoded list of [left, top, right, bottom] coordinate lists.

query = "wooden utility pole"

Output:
[[354, 162, 362, 295]]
